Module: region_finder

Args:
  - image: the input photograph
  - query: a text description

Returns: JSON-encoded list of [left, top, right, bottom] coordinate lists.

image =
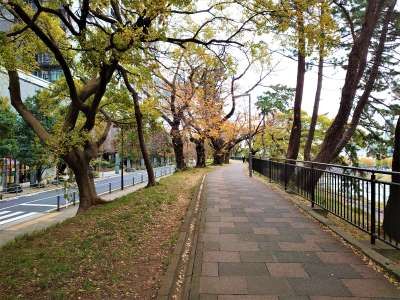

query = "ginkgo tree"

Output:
[[0, 0, 258, 212], [155, 44, 235, 168]]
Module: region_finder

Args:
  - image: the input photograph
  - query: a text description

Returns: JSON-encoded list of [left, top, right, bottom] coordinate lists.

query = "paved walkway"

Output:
[[189, 162, 400, 299]]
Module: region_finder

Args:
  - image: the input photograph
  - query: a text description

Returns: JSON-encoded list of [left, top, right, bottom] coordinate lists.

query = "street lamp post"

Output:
[[234, 94, 252, 177]]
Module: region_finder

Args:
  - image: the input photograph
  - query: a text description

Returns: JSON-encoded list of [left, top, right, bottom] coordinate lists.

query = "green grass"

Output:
[[0, 168, 208, 300]]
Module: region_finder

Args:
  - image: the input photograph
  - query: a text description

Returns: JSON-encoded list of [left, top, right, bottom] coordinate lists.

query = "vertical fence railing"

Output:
[[252, 157, 399, 250]]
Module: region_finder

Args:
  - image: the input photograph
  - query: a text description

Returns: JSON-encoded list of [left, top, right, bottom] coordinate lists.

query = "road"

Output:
[[0, 165, 174, 229]]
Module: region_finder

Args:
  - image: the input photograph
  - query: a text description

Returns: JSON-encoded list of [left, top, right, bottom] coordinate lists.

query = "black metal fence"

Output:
[[252, 157, 400, 249]]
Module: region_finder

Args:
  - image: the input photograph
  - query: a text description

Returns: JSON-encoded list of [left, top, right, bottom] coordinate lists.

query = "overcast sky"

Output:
[[235, 49, 346, 118]]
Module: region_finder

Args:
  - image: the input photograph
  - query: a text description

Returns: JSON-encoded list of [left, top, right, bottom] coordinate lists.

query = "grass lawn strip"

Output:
[[0, 168, 208, 300]]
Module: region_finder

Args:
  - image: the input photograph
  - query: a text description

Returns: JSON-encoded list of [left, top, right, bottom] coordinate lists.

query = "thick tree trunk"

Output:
[[37, 166, 43, 183], [213, 149, 225, 165], [331, 0, 396, 160], [304, 51, 324, 161], [171, 125, 186, 170], [383, 115, 400, 242], [224, 152, 230, 164], [296, 0, 395, 196], [286, 9, 306, 160], [64, 147, 107, 213], [193, 138, 206, 168], [313, 0, 386, 164]]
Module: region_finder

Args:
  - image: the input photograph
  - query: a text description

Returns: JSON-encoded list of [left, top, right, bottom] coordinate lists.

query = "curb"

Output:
[[253, 173, 400, 282], [157, 174, 206, 300], [0, 172, 175, 245], [0, 166, 170, 202], [0, 173, 127, 202], [44, 171, 175, 214]]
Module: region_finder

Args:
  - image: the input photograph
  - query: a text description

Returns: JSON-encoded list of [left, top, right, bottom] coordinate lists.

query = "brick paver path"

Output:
[[188, 162, 400, 300]]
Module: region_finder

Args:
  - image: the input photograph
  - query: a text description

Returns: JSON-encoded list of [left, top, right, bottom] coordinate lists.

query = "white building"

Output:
[[0, 69, 51, 191], [0, 69, 50, 100]]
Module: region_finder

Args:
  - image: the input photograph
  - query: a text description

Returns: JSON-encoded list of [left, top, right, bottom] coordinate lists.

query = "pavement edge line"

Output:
[[157, 174, 206, 300]]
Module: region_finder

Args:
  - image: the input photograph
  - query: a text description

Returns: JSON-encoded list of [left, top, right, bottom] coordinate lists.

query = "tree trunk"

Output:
[[224, 152, 230, 164], [171, 125, 186, 170], [313, 0, 386, 164], [383, 115, 400, 242], [331, 0, 396, 159], [193, 138, 206, 168], [213, 149, 225, 165], [286, 9, 306, 160], [304, 49, 324, 161], [120, 69, 156, 186], [2, 158, 7, 191], [37, 166, 43, 183], [133, 102, 155, 187], [14, 159, 18, 184], [64, 147, 106, 213], [298, 0, 395, 194], [7, 68, 113, 213], [262, 114, 266, 158]]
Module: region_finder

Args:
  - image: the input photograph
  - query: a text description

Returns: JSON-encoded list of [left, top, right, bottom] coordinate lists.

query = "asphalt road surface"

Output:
[[0, 165, 174, 229]]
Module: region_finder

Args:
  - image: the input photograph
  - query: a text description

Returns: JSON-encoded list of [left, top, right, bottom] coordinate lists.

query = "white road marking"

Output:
[[0, 168, 168, 211], [0, 194, 65, 210], [0, 212, 38, 225], [0, 210, 11, 216], [20, 204, 57, 207], [0, 211, 24, 220]]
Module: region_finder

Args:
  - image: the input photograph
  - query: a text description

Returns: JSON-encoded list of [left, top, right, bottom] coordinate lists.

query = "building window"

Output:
[[41, 70, 49, 81], [37, 53, 51, 65], [49, 69, 63, 81]]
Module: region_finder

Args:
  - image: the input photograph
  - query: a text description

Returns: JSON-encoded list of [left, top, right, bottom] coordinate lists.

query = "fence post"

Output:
[[269, 160, 272, 183], [73, 192, 76, 206], [109, 182, 111, 194], [311, 164, 315, 208], [370, 172, 376, 244], [132, 177, 135, 186], [284, 162, 288, 190], [57, 195, 60, 211]]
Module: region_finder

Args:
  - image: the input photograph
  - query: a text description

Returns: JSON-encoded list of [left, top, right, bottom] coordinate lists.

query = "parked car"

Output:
[[5, 183, 23, 193]]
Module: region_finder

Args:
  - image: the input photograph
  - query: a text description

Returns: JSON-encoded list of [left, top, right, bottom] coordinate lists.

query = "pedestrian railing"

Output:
[[252, 157, 400, 250], [43, 165, 176, 213], [231, 156, 243, 161]]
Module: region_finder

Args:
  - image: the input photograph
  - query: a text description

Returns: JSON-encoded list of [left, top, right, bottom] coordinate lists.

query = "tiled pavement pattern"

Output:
[[188, 162, 400, 300]]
